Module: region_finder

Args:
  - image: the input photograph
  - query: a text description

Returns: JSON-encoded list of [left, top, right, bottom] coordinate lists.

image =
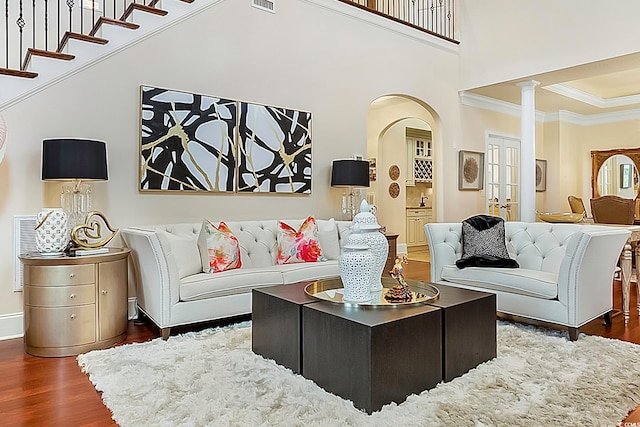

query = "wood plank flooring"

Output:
[[1, 260, 639, 425]]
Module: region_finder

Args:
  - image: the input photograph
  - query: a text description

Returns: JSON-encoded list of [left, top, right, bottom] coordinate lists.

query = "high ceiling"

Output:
[[464, 52, 640, 116]]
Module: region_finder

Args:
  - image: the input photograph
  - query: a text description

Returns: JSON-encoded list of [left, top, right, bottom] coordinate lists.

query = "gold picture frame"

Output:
[[536, 159, 547, 192]]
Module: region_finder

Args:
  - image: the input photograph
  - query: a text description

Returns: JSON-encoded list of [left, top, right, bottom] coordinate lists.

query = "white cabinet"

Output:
[[406, 208, 432, 246]]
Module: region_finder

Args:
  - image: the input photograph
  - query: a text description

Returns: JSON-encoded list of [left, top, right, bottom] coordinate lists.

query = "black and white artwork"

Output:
[[237, 102, 312, 193], [139, 86, 237, 192]]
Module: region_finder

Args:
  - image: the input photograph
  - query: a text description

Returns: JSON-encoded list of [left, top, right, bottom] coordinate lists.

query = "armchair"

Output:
[[590, 196, 634, 225], [568, 196, 587, 217]]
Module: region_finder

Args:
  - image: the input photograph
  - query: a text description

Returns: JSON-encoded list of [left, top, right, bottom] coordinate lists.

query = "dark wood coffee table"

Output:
[[252, 278, 496, 414]]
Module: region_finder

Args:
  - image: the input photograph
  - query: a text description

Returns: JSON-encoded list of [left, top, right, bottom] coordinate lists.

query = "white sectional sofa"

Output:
[[121, 218, 351, 339], [425, 221, 630, 340]]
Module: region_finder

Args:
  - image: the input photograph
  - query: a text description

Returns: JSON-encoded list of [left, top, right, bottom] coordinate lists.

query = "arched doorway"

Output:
[[367, 95, 439, 259]]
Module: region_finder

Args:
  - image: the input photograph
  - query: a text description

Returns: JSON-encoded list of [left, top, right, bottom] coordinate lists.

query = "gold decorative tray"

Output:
[[304, 277, 439, 308], [537, 212, 584, 223]]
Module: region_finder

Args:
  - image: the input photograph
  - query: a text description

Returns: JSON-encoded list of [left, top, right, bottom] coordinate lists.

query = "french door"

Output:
[[486, 134, 521, 221]]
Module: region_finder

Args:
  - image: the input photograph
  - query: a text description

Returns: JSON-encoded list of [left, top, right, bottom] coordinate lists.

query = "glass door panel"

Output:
[[486, 135, 520, 221]]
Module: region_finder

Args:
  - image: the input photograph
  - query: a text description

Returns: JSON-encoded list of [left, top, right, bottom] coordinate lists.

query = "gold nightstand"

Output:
[[19, 248, 130, 357]]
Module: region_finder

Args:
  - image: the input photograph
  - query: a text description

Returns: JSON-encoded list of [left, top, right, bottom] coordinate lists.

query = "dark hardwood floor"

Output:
[[1, 260, 639, 425]]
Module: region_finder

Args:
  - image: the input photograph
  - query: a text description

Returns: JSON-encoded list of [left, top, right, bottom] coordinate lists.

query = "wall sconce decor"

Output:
[[331, 159, 370, 220]]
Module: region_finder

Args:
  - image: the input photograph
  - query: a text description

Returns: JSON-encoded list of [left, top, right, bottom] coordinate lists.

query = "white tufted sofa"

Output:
[[121, 218, 351, 339], [425, 222, 630, 340]]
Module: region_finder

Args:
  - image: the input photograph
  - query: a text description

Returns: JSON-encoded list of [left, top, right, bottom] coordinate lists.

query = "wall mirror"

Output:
[[591, 148, 640, 199]]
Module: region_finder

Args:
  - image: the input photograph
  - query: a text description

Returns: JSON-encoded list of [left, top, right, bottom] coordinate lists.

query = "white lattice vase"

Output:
[[352, 200, 388, 292], [35, 208, 69, 254], [339, 234, 375, 303]]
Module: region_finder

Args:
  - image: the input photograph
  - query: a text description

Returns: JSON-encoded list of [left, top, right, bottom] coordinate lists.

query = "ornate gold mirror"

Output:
[[591, 148, 640, 198]]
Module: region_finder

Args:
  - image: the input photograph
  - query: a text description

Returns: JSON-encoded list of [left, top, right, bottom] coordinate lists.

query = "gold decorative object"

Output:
[[385, 255, 413, 302], [389, 182, 400, 198], [388, 164, 400, 181], [71, 211, 119, 249], [537, 211, 584, 223]]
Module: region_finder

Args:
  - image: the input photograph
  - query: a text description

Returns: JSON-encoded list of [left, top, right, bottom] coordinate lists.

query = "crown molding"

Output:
[[459, 92, 546, 122], [542, 83, 640, 108], [460, 91, 640, 125]]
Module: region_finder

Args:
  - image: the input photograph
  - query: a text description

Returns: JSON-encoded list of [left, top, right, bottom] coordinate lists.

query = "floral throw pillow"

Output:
[[276, 216, 323, 265], [197, 220, 242, 273]]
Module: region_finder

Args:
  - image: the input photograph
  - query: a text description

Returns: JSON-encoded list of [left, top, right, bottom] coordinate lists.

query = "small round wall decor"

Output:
[[388, 182, 400, 198], [388, 165, 400, 181]]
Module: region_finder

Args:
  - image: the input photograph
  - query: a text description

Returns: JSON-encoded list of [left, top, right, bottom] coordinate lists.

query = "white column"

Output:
[[517, 80, 539, 222]]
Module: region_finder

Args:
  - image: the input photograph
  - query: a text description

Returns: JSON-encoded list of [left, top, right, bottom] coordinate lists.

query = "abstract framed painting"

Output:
[[139, 86, 237, 192], [458, 150, 484, 191], [237, 102, 312, 194]]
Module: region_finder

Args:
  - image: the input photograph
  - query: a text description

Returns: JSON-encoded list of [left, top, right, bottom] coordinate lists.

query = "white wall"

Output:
[[458, 0, 640, 90], [0, 0, 461, 336]]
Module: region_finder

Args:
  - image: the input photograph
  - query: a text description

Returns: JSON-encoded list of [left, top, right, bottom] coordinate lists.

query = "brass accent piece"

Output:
[[71, 211, 119, 249], [34, 210, 54, 230], [591, 147, 640, 198], [304, 277, 439, 307], [389, 182, 400, 198], [388, 164, 400, 181]]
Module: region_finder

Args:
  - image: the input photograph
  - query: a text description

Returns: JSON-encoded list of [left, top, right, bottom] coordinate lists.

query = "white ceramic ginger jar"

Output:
[[35, 208, 69, 254], [352, 200, 388, 292], [339, 233, 375, 303]]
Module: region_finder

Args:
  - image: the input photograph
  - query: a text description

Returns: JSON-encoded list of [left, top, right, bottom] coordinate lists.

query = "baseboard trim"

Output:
[[0, 312, 24, 341], [128, 297, 138, 320]]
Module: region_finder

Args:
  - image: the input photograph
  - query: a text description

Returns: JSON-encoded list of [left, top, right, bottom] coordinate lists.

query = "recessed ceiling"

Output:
[[463, 52, 640, 116]]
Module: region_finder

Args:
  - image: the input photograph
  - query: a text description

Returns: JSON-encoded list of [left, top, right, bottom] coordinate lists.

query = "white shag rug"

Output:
[[78, 321, 640, 426]]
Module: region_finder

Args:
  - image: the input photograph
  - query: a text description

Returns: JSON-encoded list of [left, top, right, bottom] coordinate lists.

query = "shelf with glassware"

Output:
[[406, 137, 433, 186]]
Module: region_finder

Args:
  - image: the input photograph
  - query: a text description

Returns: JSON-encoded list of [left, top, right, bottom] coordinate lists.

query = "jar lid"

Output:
[[353, 200, 380, 229]]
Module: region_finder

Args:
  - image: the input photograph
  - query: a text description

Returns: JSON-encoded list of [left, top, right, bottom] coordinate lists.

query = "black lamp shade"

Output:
[[42, 139, 108, 181], [331, 159, 370, 188]]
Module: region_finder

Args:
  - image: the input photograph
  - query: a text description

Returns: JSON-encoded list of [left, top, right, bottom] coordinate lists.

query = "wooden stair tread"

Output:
[[57, 32, 109, 53], [121, 3, 168, 21], [0, 67, 38, 78], [22, 48, 75, 70], [89, 16, 140, 36]]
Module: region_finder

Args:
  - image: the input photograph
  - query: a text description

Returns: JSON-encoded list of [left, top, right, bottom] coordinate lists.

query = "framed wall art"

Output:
[[458, 150, 484, 191], [620, 163, 632, 189], [139, 86, 237, 192], [237, 102, 312, 194], [536, 159, 547, 192]]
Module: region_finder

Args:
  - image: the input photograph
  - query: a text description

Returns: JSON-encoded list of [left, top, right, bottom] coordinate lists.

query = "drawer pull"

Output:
[[69, 273, 75, 278], [70, 314, 76, 319], [69, 293, 76, 299], [101, 290, 108, 295]]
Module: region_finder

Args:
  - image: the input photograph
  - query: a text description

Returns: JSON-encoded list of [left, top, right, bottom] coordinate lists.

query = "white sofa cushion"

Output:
[[180, 268, 285, 301], [156, 230, 202, 279], [441, 265, 558, 299], [279, 260, 339, 284]]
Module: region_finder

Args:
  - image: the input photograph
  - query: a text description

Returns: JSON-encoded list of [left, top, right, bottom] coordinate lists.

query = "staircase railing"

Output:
[[340, 0, 457, 43], [0, 0, 164, 77], [1, 0, 457, 79]]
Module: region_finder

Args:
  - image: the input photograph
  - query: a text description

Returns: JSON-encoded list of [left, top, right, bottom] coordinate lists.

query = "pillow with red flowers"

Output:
[[197, 220, 242, 273], [276, 216, 324, 265]]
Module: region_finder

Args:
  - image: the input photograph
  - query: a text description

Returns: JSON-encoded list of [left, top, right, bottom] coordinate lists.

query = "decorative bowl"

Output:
[[537, 212, 584, 223]]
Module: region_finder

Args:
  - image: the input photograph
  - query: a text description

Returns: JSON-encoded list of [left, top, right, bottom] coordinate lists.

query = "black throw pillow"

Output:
[[456, 214, 519, 269]]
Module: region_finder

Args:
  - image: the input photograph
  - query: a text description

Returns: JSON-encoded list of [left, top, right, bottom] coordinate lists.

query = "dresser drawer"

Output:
[[24, 264, 95, 286], [24, 305, 96, 348], [24, 284, 95, 307]]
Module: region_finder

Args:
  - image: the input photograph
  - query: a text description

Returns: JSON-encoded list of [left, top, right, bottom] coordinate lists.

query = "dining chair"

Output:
[[590, 195, 635, 225], [567, 196, 587, 216]]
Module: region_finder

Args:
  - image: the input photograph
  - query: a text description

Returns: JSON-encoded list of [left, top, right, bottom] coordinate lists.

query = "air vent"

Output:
[[13, 215, 37, 292], [252, 0, 275, 13]]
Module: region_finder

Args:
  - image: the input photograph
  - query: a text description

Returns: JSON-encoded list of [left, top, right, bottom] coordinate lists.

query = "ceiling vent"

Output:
[[252, 0, 275, 13]]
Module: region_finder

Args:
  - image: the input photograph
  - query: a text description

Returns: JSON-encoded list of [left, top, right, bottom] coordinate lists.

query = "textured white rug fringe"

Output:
[[77, 321, 640, 426]]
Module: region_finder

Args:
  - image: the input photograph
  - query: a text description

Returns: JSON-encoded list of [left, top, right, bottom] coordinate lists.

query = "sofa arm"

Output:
[[424, 223, 463, 282], [557, 228, 630, 326], [121, 227, 181, 328]]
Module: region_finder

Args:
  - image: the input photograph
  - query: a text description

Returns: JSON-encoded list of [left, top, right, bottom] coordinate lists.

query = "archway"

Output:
[[367, 95, 439, 257]]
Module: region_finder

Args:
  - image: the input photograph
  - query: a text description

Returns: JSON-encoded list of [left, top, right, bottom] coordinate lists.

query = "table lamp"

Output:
[[331, 159, 370, 220], [41, 138, 116, 249]]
